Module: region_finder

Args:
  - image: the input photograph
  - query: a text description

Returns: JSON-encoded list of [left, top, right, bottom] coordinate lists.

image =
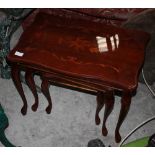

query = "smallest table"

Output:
[[7, 12, 150, 143]]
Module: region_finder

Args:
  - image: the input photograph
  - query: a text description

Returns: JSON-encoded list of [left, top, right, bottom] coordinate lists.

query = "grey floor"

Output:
[[0, 27, 155, 147], [0, 76, 155, 147]]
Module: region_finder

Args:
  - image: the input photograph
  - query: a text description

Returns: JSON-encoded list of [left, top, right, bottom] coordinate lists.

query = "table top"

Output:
[[7, 12, 150, 91]]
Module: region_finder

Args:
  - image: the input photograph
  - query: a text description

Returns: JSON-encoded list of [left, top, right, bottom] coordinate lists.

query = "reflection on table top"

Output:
[[7, 12, 150, 90]]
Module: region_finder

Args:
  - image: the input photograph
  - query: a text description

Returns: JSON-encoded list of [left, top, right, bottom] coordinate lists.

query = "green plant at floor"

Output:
[[0, 103, 15, 147]]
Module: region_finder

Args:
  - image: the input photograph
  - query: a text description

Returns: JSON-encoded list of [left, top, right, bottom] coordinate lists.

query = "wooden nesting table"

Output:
[[7, 12, 150, 143]]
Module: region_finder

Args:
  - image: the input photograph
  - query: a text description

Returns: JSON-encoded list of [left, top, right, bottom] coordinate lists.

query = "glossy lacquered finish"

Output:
[[7, 12, 150, 143]]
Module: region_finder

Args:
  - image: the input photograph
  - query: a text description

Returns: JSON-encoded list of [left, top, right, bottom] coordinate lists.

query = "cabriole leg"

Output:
[[25, 70, 39, 112], [41, 77, 52, 114], [95, 91, 105, 125], [102, 90, 114, 136], [115, 91, 132, 143], [11, 65, 28, 115]]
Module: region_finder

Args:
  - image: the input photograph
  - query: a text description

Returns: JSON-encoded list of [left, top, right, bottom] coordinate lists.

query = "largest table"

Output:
[[7, 12, 150, 143]]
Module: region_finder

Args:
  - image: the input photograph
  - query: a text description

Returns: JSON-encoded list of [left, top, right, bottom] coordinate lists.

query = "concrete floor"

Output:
[[0, 76, 155, 147]]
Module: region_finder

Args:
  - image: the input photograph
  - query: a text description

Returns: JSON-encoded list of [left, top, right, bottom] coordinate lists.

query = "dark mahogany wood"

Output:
[[7, 12, 150, 143], [95, 91, 105, 125], [115, 91, 132, 143], [11, 65, 28, 115], [102, 90, 115, 136], [25, 70, 39, 112], [41, 77, 52, 114]]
